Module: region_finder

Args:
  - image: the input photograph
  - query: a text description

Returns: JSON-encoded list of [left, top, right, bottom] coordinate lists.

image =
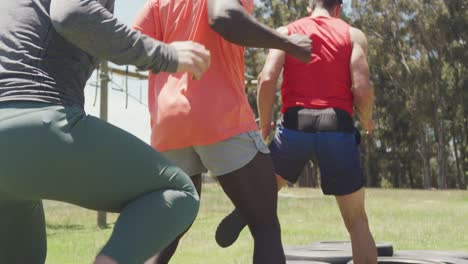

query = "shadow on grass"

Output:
[[46, 223, 84, 231], [96, 223, 115, 230]]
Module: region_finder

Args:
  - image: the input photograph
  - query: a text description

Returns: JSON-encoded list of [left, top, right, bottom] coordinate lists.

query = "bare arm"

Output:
[[350, 27, 375, 133], [257, 27, 288, 139], [207, 0, 311, 63]]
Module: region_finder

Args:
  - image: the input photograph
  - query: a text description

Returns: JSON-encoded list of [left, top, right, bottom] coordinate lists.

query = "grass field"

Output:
[[44, 184, 468, 264]]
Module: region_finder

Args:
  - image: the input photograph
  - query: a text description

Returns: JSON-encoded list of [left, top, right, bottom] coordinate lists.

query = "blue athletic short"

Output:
[[269, 126, 365, 196]]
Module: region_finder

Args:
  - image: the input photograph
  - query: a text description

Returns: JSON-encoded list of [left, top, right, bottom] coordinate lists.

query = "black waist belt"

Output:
[[282, 107, 354, 133]]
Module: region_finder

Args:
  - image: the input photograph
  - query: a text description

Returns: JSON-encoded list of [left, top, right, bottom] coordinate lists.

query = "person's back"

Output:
[[281, 16, 353, 115], [134, 0, 257, 151]]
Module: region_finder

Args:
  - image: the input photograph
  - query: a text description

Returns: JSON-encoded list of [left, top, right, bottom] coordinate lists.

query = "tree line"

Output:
[[244, 0, 467, 189]]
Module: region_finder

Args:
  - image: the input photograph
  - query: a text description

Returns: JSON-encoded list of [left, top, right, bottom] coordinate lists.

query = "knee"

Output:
[[181, 180, 200, 219], [154, 165, 200, 222], [161, 166, 200, 221], [248, 216, 282, 242], [248, 212, 280, 232], [179, 191, 200, 228], [185, 192, 200, 223]]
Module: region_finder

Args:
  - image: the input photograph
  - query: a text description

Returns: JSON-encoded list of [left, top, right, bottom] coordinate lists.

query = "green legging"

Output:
[[0, 102, 199, 264]]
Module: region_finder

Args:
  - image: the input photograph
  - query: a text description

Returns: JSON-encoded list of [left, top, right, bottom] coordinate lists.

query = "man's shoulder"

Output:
[[288, 17, 310, 27], [349, 27, 365, 36], [284, 17, 312, 33], [349, 27, 367, 44]]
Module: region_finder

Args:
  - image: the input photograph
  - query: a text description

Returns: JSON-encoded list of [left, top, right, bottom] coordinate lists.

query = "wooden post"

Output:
[[97, 61, 109, 229]]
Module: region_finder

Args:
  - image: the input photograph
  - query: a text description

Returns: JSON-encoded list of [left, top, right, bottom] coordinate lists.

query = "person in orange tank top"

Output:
[[216, 1, 378, 263], [133, 0, 313, 263]]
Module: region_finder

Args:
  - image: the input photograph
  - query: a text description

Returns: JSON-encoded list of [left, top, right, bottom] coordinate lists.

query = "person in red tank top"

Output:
[[280, 11, 354, 115], [216, 1, 378, 263]]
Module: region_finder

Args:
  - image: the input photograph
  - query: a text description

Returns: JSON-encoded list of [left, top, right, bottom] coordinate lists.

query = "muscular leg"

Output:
[[72, 116, 200, 264], [217, 153, 285, 264], [315, 131, 376, 263], [148, 174, 203, 264], [216, 127, 305, 249], [0, 104, 199, 264], [335, 188, 377, 264], [216, 174, 285, 248]]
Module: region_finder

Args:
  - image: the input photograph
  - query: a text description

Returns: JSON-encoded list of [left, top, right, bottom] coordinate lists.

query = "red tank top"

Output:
[[281, 16, 353, 115]]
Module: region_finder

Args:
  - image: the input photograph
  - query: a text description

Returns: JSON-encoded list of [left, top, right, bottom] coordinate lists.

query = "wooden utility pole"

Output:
[[97, 61, 109, 229]]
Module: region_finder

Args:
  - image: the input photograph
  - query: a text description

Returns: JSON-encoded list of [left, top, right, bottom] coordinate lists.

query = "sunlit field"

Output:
[[44, 184, 468, 264]]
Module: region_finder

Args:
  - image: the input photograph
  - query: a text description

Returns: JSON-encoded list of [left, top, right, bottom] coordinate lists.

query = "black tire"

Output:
[[285, 249, 353, 264], [395, 251, 468, 261], [287, 261, 331, 264], [347, 257, 445, 264], [311, 241, 394, 257]]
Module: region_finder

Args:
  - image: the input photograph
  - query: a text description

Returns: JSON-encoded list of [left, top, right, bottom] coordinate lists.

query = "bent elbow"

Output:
[[258, 74, 278, 93], [352, 83, 374, 100], [259, 75, 276, 87], [50, 3, 77, 35]]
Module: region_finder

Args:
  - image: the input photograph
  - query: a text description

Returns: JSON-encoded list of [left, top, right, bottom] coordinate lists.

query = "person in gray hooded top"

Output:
[[0, 0, 211, 264]]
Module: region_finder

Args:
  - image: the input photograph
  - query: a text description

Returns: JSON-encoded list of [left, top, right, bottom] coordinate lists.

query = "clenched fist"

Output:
[[170, 41, 211, 80]]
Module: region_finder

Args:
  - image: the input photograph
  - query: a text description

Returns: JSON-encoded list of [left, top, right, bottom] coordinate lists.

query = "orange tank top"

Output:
[[133, 0, 257, 151]]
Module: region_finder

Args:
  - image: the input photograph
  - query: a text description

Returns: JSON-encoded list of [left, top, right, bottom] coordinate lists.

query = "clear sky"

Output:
[[114, 1, 147, 26]]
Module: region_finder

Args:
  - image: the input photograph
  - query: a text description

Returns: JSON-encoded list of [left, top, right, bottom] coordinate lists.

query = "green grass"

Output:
[[44, 184, 468, 264]]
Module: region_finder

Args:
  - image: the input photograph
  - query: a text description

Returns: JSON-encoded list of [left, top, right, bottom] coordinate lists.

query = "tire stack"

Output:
[[285, 241, 468, 264]]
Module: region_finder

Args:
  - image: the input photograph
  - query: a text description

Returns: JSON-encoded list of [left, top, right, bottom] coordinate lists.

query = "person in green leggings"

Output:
[[0, 0, 210, 264]]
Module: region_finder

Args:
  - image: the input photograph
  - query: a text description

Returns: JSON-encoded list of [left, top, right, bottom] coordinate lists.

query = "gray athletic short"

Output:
[[162, 131, 270, 177]]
